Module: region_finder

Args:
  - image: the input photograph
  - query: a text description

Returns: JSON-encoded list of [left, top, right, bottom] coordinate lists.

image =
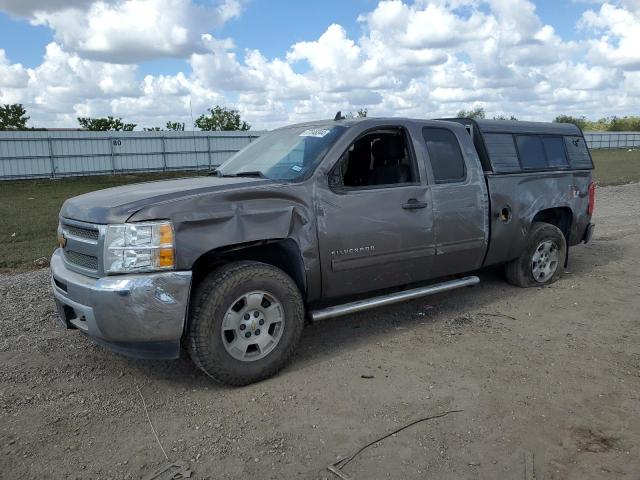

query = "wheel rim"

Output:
[[531, 240, 559, 283], [221, 291, 285, 362]]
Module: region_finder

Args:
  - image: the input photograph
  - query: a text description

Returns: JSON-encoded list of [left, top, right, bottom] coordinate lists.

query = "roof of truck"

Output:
[[280, 117, 584, 137], [452, 119, 583, 136]]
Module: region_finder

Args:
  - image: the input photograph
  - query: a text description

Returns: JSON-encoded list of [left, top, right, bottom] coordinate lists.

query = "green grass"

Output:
[[1, 149, 639, 271], [591, 148, 640, 186], [0, 171, 205, 271]]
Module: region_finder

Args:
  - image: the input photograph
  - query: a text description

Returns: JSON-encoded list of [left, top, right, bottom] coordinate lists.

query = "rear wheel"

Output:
[[505, 222, 567, 287], [187, 261, 304, 386]]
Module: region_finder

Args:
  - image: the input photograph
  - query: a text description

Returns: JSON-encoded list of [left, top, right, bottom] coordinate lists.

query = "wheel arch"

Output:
[[532, 206, 573, 242], [190, 238, 308, 299]]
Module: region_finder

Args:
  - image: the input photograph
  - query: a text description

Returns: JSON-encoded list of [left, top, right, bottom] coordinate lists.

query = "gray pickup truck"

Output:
[[51, 117, 595, 385]]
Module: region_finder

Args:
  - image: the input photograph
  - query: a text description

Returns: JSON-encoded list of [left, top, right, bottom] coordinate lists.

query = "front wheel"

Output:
[[505, 222, 567, 288], [187, 261, 304, 386]]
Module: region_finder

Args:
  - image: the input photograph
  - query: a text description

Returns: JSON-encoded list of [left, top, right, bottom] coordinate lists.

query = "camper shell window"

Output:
[[441, 118, 593, 173]]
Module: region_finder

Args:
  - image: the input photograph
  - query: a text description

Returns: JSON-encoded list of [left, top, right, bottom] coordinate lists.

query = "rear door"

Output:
[[419, 125, 489, 278]]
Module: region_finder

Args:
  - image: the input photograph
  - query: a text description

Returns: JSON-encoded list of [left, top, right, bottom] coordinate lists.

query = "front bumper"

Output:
[[50, 249, 192, 360]]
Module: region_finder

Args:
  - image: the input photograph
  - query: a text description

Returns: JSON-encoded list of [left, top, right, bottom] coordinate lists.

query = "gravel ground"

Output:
[[1, 183, 639, 479]]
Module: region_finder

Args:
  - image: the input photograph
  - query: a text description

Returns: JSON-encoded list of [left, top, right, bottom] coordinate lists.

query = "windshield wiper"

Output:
[[218, 170, 268, 179]]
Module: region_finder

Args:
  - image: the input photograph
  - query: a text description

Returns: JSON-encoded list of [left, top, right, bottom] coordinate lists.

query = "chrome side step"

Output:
[[309, 276, 480, 322]]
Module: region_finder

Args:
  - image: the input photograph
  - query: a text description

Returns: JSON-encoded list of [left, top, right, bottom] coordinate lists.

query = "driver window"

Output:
[[333, 129, 417, 188]]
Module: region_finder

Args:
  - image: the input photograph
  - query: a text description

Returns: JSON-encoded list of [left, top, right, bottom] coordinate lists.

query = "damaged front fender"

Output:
[[127, 182, 322, 300]]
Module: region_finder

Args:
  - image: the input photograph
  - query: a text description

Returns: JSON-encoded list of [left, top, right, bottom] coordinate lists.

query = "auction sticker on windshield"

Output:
[[300, 128, 330, 138]]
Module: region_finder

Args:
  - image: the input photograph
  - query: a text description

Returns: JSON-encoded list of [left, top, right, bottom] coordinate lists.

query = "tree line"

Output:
[[0, 104, 251, 132], [456, 107, 518, 121], [456, 107, 640, 131], [552, 115, 640, 132], [1, 102, 639, 132]]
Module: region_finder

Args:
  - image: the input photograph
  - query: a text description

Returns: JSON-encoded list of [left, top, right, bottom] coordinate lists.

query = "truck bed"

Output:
[[443, 118, 595, 268], [483, 169, 593, 267]]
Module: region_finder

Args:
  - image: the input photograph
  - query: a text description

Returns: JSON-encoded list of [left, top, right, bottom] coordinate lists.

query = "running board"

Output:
[[309, 276, 480, 322]]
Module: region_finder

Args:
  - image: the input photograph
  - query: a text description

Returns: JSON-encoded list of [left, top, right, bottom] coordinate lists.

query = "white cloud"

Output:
[[580, 2, 640, 70], [0, 0, 91, 17], [6, 0, 242, 63], [1, 43, 140, 125], [361, 0, 493, 49], [1, 0, 639, 129], [288, 24, 362, 75], [0, 50, 29, 88]]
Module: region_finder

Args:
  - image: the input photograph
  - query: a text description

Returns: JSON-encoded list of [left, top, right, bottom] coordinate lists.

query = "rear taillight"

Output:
[[587, 181, 596, 215]]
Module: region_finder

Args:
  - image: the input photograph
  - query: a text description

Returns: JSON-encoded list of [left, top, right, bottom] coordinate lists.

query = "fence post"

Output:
[[161, 136, 167, 172], [207, 135, 212, 170], [109, 137, 116, 174], [47, 136, 56, 178]]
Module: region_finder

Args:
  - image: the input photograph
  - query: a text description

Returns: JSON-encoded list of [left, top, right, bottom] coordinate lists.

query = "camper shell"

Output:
[[444, 119, 594, 173]]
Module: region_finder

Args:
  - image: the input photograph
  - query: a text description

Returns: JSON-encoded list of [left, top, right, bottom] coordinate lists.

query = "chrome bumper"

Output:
[[50, 249, 192, 360]]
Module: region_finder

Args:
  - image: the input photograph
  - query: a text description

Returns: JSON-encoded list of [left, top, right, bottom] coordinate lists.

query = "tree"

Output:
[[586, 117, 612, 131], [493, 115, 518, 121], [553, 115, 587, 130], [166, 121, 185, 131], [345, 108, 368, 119], [77, 116, 136, 131], [195, 106, 250, 131], [0, 104, 29, 130], [608, 116, 640, 132], [456, 107, 485, 119], [143, 122, 185, 132]]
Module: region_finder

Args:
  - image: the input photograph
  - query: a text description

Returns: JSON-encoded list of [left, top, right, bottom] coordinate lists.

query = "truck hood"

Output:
[[60, 176, 273, 224]]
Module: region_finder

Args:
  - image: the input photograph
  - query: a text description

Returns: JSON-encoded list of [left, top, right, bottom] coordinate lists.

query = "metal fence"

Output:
[[0, 130, 264, 180], [584, 131, 640, 150], [1, 129, 638, 181]]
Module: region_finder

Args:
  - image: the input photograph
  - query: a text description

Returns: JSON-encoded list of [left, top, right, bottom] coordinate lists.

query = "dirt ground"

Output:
[[1, 182, 639, 480]]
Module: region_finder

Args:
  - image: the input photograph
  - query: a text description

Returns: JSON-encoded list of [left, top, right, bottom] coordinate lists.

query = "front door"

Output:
[[315, 127, 436, 298]]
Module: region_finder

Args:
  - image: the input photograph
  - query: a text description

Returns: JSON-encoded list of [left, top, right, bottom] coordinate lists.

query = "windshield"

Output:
[[217, 125, 347, 181]]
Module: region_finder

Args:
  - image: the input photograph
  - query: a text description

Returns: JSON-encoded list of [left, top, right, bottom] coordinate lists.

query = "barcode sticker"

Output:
[[300, 128, 330, 138]]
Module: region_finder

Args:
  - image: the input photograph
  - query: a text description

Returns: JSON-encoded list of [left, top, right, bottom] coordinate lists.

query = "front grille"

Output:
[[64, 250, 99, 271], [63, 224, 99, 241], [60, 219, 103, 276]]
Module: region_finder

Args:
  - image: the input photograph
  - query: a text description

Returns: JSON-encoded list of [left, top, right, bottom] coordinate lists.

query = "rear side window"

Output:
[[564, 136, 593, 169], [484, 133, 520, 173], [515, 135, 547, 169], [542, 137, 569, 167], [422, 128, 466, 183]]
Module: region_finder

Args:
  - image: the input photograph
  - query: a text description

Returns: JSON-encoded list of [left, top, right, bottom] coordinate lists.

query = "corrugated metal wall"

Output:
[[583, 131, 640, 150], [0, 130, 264, 180], [1, 129, 638, 180]]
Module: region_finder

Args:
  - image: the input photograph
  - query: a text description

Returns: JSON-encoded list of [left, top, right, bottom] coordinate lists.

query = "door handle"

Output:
[[402, 199, 428, 210]]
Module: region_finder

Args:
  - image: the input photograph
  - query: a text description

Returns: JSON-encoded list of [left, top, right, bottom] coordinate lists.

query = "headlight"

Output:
[[104, 221, 175, 274]]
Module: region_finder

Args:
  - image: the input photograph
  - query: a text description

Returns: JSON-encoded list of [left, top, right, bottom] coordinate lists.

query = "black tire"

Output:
[[505, 222, 567, 288], [187, 261, 304, 386]]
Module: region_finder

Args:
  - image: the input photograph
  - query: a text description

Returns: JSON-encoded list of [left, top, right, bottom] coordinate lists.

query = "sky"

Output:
[[0, 0, 639, 130]]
